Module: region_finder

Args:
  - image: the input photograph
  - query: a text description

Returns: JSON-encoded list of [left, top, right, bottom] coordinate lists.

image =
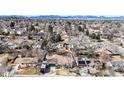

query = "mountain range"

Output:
[[0, 15, 124, 20]]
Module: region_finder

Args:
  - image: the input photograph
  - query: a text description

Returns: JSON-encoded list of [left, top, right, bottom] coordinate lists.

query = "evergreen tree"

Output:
[[10, 21, 15, 28], [86, 29, 89, 36], [78, 26, 83, 32], [96, 33, 101, 40], [30, 25, 35, 31], [90, 33, 96, 39], [48, 25, 53, 34]]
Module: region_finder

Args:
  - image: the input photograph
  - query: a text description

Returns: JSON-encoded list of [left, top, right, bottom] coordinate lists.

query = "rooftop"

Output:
[[14, 57, 38, 64]]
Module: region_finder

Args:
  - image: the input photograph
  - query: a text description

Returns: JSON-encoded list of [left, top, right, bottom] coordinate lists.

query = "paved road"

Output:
[[8, 64, 19, 77]]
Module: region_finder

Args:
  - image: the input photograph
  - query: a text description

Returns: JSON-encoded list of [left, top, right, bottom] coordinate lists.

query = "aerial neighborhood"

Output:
[[0, 16, 124, 76]]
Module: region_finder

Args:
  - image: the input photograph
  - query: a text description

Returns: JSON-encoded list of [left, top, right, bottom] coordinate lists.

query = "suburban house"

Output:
[[47, 54, 73, 66], [14, 57, 39, 69]]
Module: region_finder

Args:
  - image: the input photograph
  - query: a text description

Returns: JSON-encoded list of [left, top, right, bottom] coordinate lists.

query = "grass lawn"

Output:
[[16, 67, 40, 75], [56, 69, 78, 76]]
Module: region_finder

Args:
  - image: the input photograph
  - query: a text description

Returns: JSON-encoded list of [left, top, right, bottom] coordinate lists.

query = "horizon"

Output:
[[1, 15, 124, 17]]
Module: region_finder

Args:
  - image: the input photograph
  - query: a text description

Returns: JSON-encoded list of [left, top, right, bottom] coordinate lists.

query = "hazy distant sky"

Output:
[[0, 0, 123, 16]]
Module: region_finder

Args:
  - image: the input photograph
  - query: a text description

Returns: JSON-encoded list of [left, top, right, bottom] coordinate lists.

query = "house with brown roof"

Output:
[[47, 54, 73, 66], [14, 57, 39, 69]]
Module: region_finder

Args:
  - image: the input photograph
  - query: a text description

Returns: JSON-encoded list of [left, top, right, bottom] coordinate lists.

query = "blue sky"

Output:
[[0, 0, 124, 16]]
